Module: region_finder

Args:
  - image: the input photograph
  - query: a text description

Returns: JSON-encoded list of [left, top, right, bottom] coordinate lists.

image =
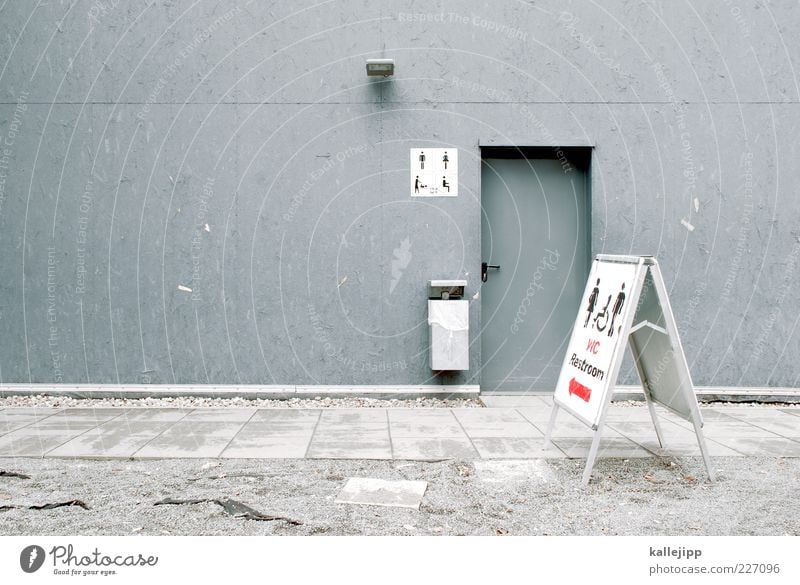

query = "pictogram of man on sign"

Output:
[[607, 283, 626, 337], [442, 151, 449, 170], [419, 151, 425, 170]]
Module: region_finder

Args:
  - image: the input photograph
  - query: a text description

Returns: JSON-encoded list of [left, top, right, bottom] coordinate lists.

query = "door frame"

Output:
[[477, 145, 594, 393]]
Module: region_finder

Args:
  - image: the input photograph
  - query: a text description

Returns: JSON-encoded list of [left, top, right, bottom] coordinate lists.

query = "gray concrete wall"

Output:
[[0, 0, 798, 387]]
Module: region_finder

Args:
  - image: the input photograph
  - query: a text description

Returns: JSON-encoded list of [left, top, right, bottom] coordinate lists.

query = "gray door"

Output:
[[480, 150, 591, 393]]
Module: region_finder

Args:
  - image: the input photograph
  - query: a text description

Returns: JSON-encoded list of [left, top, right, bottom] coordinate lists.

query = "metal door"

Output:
[[480, 149, 591, 393]]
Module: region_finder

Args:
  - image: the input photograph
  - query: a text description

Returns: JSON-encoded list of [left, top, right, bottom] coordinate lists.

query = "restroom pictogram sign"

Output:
[[410, 148, 458, 197]]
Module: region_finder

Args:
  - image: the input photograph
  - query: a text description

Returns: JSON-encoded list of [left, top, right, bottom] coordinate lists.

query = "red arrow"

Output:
[[568, 378, 592, 402]]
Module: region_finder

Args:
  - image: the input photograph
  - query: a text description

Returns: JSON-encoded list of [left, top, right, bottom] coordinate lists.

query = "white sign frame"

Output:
[[410, 148, 458, 197], [543, 255, 715, 485]]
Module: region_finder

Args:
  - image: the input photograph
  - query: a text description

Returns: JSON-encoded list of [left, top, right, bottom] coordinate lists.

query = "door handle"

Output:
[[481, 262, 500, 282]]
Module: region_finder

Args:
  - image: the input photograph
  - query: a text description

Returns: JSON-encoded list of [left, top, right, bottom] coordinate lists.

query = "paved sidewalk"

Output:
[[1, 397, 798, 460]]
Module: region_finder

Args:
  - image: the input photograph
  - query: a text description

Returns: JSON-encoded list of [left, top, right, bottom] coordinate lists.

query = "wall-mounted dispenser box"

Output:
[[428, 280, 469, 370]]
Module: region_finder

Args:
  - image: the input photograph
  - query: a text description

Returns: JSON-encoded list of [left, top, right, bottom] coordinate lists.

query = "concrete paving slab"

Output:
[[43, 408, 128, 422], [552, 437, 653, 458], [236, 421, 317, 437], [179, 409, 257, 422], [452, 408, 529, 424], [249, 409, 321, 423], [779, 408, 800, 418], [516, 406, 559, 423], [47, 425, 172, 458], [730, 419, 800, 439], [0, 419, 43, 435], [220, 434, 312, 458], [473, 459, 559, 484], [532, 419, 625, 439], [480, 396, 550, 408], [0, 408, 63, 416], [387, 409, 457, 420], [721, 409, 798, 420], [632, 438, 744, 457], [461, 422, 542, 438], [112, 409, 193, 422], [306, 438, 392, 460], [391, 436, 478, 460], [133, 422, 245, 459], [335, 477, 427, 509], [312, 424, 389, 440], [318, 409, 387, 424], [23, 420, 108, 432], [0, 430, 88, 457], [471, 437, 566, 459], [90, 421, 178, 434], [607, 420, 688, 437], [389, 420, 466, 438], [691, 421, 785, 439], [707, 437, 800, 457]]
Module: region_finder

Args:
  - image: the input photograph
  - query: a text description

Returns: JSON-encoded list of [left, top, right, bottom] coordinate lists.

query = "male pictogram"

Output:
[[419, 151, 425, 170], [608, 282, 626, 337]]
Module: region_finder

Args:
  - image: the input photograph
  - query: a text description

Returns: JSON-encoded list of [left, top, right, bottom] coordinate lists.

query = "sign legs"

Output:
[[581, 425, 605, 486], [690, 414, 717, 482], [543, 403, 559, 449]]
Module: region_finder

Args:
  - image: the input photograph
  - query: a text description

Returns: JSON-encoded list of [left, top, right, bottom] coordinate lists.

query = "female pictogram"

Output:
[[584, 278, 600, 327]]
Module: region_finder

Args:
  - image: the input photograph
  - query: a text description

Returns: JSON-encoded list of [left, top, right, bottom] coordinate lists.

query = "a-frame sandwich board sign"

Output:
[[543, 254, 715, 485]]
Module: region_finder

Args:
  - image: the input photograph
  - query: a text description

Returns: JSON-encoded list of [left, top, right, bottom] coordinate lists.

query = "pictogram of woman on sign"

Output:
[[584, 278, 600, 327]]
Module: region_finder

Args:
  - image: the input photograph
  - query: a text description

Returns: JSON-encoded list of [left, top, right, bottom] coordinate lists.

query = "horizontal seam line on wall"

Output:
[[2, 101, 799, 106]]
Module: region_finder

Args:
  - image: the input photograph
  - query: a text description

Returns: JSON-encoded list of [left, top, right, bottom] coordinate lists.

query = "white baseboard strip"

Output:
[[613, 385, 800, 403], [0, 384, 481, 400]]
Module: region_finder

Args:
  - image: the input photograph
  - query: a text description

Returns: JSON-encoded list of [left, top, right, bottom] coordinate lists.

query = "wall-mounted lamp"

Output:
[[366, 58, 394, 77]]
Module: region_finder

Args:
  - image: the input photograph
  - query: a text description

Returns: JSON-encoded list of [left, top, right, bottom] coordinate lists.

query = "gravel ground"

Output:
[[0, 395, 484, 409], [1, 456, 797, 536]]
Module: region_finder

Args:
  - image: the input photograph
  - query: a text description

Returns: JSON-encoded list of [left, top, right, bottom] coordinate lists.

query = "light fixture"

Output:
[[366, 58, 394, 77]]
